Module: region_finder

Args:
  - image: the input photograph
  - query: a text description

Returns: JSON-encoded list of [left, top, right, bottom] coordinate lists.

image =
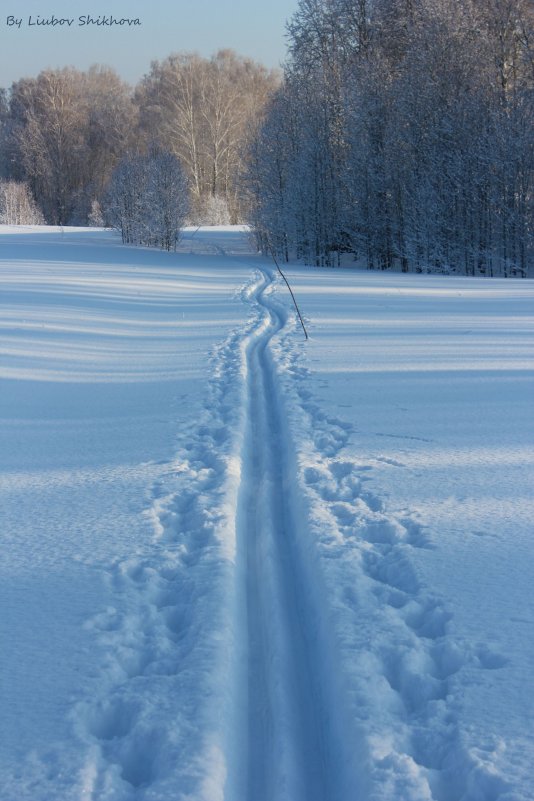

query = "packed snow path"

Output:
[[236, 269, 345, 801]]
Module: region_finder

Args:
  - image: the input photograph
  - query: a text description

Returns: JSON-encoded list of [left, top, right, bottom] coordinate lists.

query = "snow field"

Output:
[[0, 227, 251, 799], [268, 267, 534, 800], [1, 226, 533, 800]]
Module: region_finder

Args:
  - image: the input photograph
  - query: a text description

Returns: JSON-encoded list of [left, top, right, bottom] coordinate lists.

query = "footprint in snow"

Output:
[[475, 643, 510, 670]]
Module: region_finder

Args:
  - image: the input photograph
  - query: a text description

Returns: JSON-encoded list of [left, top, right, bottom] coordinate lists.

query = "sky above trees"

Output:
[[0, 0, 297, 87]]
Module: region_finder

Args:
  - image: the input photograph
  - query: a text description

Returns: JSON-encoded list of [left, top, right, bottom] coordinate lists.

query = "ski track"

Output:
[[234, 271, 352, 801], [76, 241, 513, 800]]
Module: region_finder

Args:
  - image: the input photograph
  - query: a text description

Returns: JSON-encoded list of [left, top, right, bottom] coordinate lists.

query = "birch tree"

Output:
[[135, 51, 278, 223], [5, 66, 134, 224]]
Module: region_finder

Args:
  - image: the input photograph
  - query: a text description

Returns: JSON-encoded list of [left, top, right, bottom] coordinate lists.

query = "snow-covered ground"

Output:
[[1, 226, 533, 800]]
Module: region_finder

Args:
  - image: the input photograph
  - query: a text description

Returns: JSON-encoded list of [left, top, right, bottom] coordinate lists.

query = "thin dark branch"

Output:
[[267, 241, 309, 340]]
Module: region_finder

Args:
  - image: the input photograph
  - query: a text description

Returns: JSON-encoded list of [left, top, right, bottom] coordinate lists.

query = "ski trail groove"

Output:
[[235, 268, 342, 801]]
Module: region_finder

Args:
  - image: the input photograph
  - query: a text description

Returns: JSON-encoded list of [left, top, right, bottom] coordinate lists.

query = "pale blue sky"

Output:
[[0, 0, 298, 88]]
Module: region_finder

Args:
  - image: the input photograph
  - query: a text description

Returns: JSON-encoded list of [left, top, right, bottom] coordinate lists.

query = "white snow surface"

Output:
[[1, 225, 533, 801]]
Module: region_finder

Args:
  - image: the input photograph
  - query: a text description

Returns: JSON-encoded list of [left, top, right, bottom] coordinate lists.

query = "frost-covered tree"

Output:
[[247, 0, 534, 275], [195, 194, 232, 225], [0, 53, 276, 228], [88, 199, 104, 227], [146, 150, 190, 250], [3, 66, 135, 224], [135, 50, 279, 223], [246, 84, 299, 260], [247, 0, 373, 265], [0, 89, 10, 179], [104, 149, 188, 250], [0, 180, 44, 224]]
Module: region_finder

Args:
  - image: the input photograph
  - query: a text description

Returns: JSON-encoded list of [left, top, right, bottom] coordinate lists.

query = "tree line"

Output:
[[247, 0, 534, 276], [1, 6, 532, 274], [0, 51, 278, 239]]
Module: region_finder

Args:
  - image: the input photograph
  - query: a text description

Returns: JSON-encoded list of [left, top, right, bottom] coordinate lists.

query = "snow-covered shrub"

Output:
[[193, 194, 232, 226], [103, 150, 189, 250], [88, 200, 105, 227], [0, 180, 44, 225]]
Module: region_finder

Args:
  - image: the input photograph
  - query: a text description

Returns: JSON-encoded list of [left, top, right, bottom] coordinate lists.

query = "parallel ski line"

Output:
[[234, 268, 344, 801]]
